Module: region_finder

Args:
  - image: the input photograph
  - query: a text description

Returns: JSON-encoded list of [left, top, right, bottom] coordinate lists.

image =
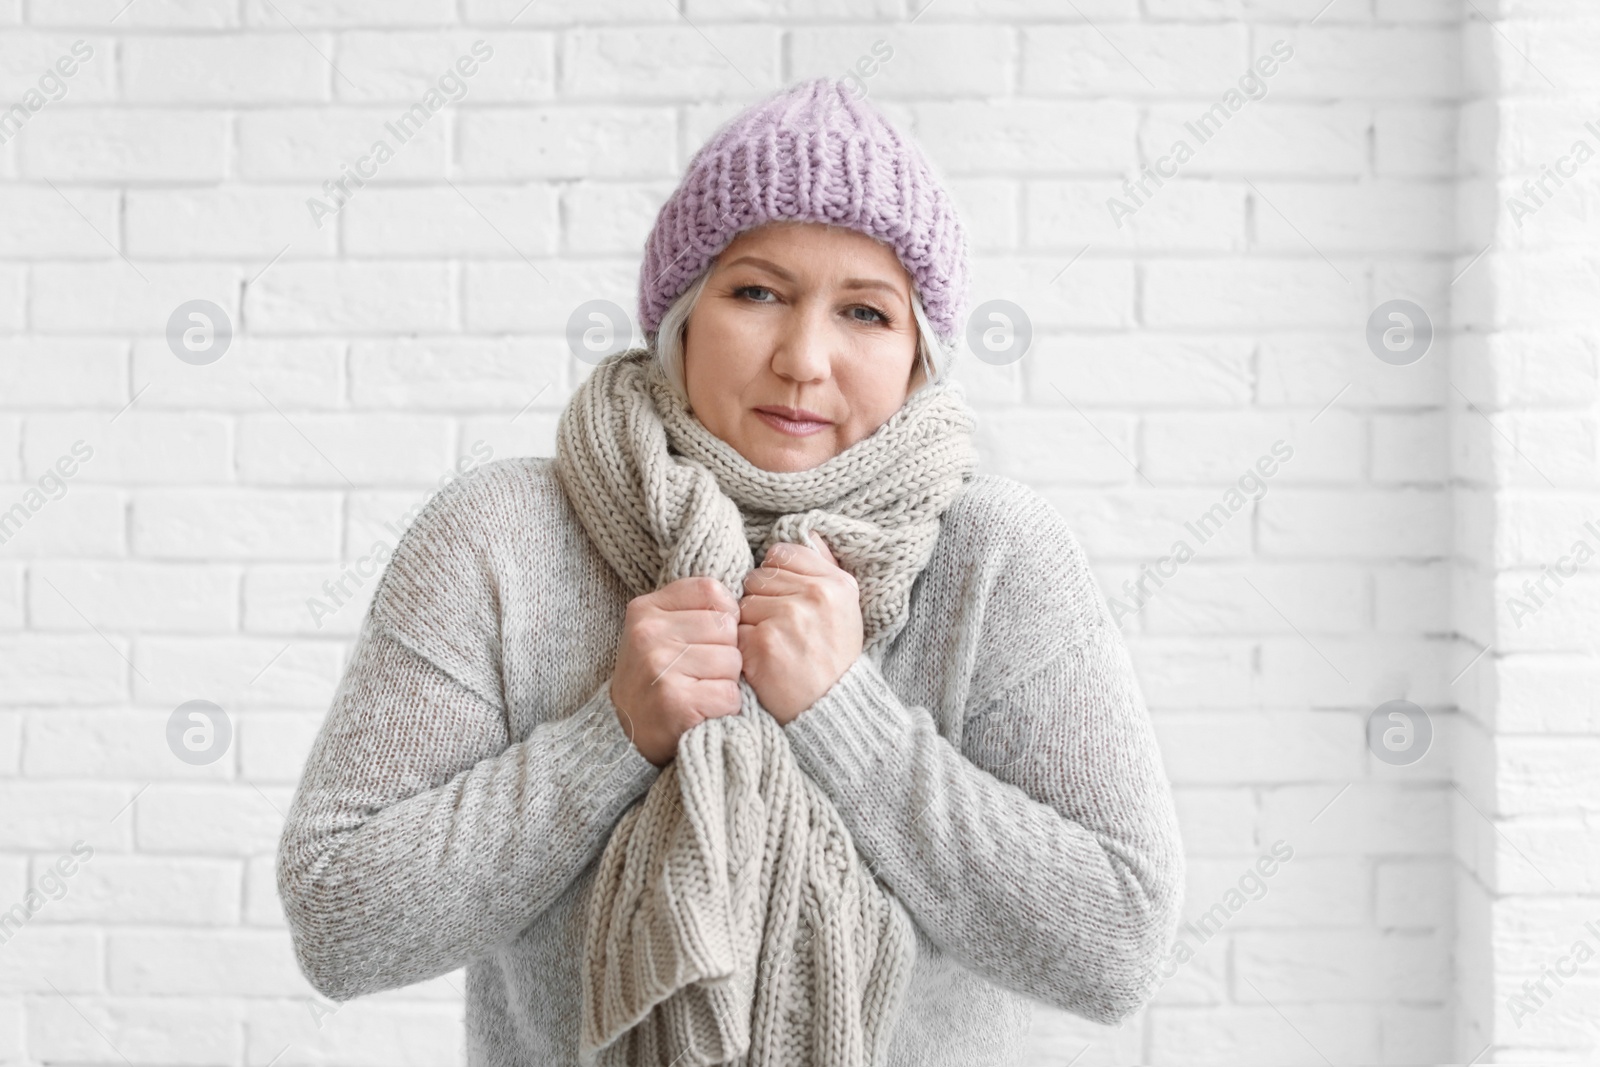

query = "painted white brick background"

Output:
[[0, 0, 1593, 1064]]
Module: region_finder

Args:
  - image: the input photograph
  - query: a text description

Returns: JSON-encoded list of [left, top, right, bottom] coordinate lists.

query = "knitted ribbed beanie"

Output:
[[637, 76, 971, 345]]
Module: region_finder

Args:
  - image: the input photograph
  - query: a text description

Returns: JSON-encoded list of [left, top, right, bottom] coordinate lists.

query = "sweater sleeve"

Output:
[[275, 469, 663, 1001], [781, 489, 1185, 1025]]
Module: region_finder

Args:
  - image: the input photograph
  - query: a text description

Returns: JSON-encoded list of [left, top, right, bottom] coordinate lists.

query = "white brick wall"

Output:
[[0, 0, 1593, 1064]]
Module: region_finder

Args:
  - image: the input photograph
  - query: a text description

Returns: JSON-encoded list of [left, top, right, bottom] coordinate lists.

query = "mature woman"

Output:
[[277, 77, 1184, 1067]]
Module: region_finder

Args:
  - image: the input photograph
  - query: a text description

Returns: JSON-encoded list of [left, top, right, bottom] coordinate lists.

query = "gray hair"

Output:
[[647, 264, 952, 403]]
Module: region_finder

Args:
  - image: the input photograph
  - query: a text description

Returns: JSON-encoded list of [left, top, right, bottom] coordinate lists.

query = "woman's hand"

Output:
[[609, 576, 743, 768], [738, 532, 864, 726]]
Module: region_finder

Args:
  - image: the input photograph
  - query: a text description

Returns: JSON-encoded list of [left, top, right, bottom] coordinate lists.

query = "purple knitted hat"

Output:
[[638, 76, 970, 345]]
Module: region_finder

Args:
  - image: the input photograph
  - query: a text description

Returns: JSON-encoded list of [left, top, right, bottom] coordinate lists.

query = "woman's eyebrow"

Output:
[[723, 255, 905, 298]]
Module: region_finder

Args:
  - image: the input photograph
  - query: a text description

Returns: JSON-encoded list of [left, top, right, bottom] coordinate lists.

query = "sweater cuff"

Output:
[[784, 653, 922, 783], [541, 677, 663, 822]]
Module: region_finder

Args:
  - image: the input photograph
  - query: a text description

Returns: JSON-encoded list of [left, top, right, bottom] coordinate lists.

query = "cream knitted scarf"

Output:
[[553, 347, 979, 1067]]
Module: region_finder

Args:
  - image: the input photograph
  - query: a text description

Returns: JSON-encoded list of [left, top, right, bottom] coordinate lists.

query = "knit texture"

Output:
[[552, 347, 979, 1066], [637, 76, 970, 345], [275, 457, 1187, 1067]]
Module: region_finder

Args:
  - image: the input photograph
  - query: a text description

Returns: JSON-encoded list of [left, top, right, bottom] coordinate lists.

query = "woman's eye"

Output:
[[735, 285, 774, 302], [849, 304, 888, 325]]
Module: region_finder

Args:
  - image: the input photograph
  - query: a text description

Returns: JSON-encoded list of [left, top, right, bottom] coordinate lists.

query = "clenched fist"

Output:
[[608, 576, 743, 767], [737, 532, 863, 726]]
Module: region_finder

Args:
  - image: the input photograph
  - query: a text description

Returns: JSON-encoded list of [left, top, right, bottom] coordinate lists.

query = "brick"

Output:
[[350, 336, 564, 407], [1149, 1003, 1379, 1066], [1252, 181, 1454, 253], [464, 259, 638, 333], [0, 34, 114, 102], [342, 185, 559, 257], [131, 338, 346, 410], [245, 563, 376, 637], [243, 998, 464, 1066], [1141, 102, 1369, 178], [969, 255, 1135, 329], [457, 106, 677, 180], [0, 186, 118, 257], [1260, 488, 1449, 558], [1172, 787, 1257, 855], [110, 930, 306, 994], [334, 31, 554, 103], [0, 635, 126, 705], [1267, 28, 1460, 99], [0, 929, 100, 994], [0, 483, 124, 556], [1024, 335, 1254, 407], [1258, 783, 1449, 857], [29, 562, 236, 632], [1375, 859, 1452, 928], [243, 263, 452, 333], [791, 25, 1009, 98], [560, 27, 782, 98], [123, 34, 330, 103], [18, 109, 229, 181], [1144, 260, 1368, 329], [1372, 411, 1449, 483], [134, 784, 291, 855], [1154, 711, 1364, 784], [237, 412, 454, 487], [1375, 105, 1458, 176], [1184, 854, 1367, 928], [126, 187, 339, 258], [1028, 178, 1249, 252], [31, 263, 241, 334], [1141, 411, 1363, 483], [28, 995, 238, 1063], [0, 338, 126, 405], [976, 408, 1137, 485], [1044, 488, 1254, 561], [1126, 637, 1256, 707], [1233, 929, 1450, 1001], [41, 854, 238, 924], [1139, 562, 1368, 636], [131, 489, 340, 560], [244, 0, 456, 25], [29, 0, 237, 25], [1022, 24, 1247, 96], [133, 637, 343, 710], [237, 107, 450, 180], [238, 710, 326, 781], [913, 100, 1137, 175], [24, 412, 231, 484]]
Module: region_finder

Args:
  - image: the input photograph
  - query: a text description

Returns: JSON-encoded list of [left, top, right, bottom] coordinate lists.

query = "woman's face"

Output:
[[680, 221, 926, 473]]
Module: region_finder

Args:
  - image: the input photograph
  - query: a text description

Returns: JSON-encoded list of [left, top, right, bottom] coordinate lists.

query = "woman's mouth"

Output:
[[753, 406, 832, 437]]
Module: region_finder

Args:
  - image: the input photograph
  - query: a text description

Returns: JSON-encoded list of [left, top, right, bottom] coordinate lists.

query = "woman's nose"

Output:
[[768, 302, 833, 384]]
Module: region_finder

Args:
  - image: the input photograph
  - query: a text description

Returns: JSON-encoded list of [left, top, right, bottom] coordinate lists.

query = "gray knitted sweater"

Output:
[[276, 454, 1185, 1067]]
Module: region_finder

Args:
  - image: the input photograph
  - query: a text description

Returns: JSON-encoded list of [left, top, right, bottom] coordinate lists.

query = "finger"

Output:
[[806, 530, 838, 567], [741, 564, 811, 598], [651, 575, 739, 615], [660, 606, 741, 645], [758, 539, 833, 578], [649, 642, 742, 684], [738, 593, 792, 626]]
